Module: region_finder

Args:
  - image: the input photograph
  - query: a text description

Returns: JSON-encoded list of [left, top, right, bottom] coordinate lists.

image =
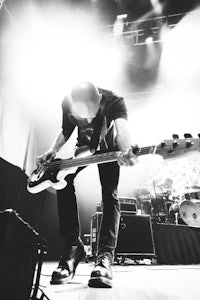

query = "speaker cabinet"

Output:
[[0, 209, 46, 300], [153, 223, 200, 264], [91, 212, 155, 258], [116, 214, 155, 258], [119, 197, 137, 214]]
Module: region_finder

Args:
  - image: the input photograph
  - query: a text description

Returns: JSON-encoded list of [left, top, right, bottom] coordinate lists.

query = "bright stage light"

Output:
[[152, 7, 200, 140], [145, 36, 153, 44], [150, 0, 163, 15], [1, 1, 126, 125], [159, 8, 200, 94]]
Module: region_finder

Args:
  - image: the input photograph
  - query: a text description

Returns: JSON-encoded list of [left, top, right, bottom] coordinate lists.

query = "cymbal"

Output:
[[191, 185, 200, 189], [184, 188, 200, 194], [179, 200, 200, 228]]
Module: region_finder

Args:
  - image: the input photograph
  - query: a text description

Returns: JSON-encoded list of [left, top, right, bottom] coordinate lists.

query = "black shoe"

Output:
[[50, 238, 86, 284], [88, 252, 113, 288]]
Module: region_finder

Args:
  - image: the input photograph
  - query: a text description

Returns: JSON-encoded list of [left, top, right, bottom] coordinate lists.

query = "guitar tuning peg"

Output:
[[184, 133, 193, 138], [172, 134, 179, 139]]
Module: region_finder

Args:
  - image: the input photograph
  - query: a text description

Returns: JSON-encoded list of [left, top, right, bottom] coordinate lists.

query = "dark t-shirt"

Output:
[[61, 88, 128, 151]]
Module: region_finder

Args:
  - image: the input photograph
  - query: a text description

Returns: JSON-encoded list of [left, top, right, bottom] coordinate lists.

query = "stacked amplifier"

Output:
[[119, 197, 137, 214], [95, 197, 137, 214], [91, 197, 200, 264], [91, 197, 155, 259]]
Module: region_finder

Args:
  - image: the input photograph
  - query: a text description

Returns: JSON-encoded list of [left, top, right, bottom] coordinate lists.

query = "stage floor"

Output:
[[37, 261, 200, 300]]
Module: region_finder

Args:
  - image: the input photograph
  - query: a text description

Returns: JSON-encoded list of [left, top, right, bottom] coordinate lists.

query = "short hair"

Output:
[[70, 81, 100, 105]]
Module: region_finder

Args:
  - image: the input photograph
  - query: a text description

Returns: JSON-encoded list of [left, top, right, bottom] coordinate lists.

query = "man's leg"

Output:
[[57, 174, 80, 243], [89, 161, 120, 288], [51, 171, 86, 284]]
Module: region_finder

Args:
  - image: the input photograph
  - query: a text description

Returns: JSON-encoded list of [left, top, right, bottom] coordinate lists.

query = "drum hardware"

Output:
[[185, 189, 200, 200], [140, 197, 170, 223], [168, 202, 180, 224], [140, 191, 200, 226], [151, 197, 168, 218], [141, 200, 151, 215], [174, 212, 179, 225], [151, 215, 168, 224]]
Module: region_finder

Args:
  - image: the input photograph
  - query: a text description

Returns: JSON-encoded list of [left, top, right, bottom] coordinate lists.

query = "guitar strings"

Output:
[[40, 144, 192, 170], [43, 151, 122, 170]]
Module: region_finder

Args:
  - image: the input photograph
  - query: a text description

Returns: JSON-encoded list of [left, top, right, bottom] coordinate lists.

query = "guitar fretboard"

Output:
[[61, 151, 121, 169], [45, 145, 158, 170]]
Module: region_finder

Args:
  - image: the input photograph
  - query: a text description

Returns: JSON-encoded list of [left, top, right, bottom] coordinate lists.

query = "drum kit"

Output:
[[140, 188, 200, 227]]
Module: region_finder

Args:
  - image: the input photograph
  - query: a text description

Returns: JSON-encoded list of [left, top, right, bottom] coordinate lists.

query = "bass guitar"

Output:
[[27, 135, 200, 194]]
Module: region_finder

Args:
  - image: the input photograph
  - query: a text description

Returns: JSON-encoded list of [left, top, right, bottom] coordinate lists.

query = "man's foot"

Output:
[[50, 238, 86, 284], [88, 252, 113, 288]]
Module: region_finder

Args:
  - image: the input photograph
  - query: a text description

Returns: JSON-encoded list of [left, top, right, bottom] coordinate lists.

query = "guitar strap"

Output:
[[90, 96, 106, 151], [67, 96, 106, 179]]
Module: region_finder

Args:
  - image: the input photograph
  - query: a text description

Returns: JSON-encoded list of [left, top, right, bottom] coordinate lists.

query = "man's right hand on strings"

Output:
[[37, 149, 57, 165]]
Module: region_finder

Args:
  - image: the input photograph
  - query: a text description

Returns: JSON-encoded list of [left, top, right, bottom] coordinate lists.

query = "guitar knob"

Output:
[[184, 133, 193, 138], [172, 134, 179, 139]]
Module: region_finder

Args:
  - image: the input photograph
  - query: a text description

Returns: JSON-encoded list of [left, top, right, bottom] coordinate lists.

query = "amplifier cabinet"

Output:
[[116, 214, 155, 258], [91, 212, 155, 258], [153, 223, 200, 264], [119, 197, 137, 214]]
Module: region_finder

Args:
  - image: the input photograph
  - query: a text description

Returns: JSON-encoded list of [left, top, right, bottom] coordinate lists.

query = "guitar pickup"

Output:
[[184, 133, 193, 138], [172, 134, 179, 139]]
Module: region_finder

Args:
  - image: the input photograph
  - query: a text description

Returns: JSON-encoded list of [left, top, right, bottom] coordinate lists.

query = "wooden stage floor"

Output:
[[37, 261, 200, 300]]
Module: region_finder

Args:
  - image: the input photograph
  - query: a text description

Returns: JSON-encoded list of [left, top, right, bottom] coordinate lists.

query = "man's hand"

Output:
[[114, 119, 138, 167], [117, 148, 138, 167], [37, 149, 57, 165]]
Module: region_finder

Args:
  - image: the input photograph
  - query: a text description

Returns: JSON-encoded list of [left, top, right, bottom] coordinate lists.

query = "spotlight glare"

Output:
[[117, 14, 128, 20], [1, 2, 127, 121], [145, 36, 153, 44]]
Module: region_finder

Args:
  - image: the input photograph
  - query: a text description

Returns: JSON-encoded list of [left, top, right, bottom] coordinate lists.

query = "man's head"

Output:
[[70, 81, 101, 119]]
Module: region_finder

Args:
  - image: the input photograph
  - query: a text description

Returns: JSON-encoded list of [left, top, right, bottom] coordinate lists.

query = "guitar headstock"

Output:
[[156, 133, 200, 159]]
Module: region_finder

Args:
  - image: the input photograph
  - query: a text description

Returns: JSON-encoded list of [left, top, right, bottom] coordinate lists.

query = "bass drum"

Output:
[[179, 199, 200, 228]]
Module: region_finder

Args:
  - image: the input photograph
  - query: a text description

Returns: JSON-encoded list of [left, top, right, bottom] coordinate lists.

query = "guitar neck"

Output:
[[136, 145, 157, 156], [60, 151, 122, 169], [51, 145, 158, 170], [44, 137, 199, 171]]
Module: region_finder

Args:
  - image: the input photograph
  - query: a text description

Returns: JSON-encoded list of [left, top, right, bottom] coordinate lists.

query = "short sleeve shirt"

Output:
[[61, 87, 128, 151]]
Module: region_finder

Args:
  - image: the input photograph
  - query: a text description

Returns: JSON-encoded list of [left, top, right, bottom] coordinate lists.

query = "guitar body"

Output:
[[27, 147, 92, 194]]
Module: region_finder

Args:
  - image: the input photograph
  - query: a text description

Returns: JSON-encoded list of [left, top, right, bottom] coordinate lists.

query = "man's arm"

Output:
[[49, 131, 69, 153], [37, 130, 72, 163], [114, 118, 136, 166]]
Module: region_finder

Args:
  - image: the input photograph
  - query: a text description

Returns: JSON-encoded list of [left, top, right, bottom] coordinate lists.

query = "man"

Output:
[[38, 81, 136, 288]]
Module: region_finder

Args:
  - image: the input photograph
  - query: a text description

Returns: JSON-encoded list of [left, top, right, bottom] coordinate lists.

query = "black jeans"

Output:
[[57, 161, 120, 256]]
